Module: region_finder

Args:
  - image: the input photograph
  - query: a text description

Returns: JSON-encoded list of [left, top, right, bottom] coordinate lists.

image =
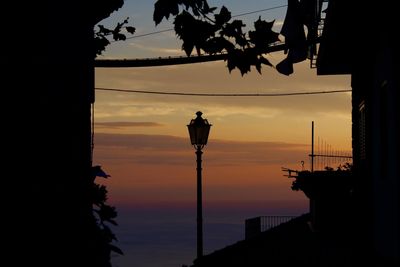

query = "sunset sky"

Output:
[[94, 1, 352, 266]]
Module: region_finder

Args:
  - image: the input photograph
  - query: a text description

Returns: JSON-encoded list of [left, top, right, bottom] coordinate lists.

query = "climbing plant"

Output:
[[90, 165, 123, 266], [94, 17, 136, 56]]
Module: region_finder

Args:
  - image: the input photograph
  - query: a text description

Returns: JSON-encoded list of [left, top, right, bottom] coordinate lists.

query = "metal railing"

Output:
[[245, 215, 297, 239]]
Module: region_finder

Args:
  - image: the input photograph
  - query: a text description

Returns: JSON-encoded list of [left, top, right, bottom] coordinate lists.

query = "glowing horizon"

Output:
[[94, 57, 351, 214]]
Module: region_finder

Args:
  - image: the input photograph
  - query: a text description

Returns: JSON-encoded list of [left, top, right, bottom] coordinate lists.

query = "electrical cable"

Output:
[[95, 87, 351, 97], [117, 4, 287, 41]]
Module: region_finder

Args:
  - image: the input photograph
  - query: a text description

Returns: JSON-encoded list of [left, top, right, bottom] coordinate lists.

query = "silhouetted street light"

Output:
[[187, 111, 211, 259]]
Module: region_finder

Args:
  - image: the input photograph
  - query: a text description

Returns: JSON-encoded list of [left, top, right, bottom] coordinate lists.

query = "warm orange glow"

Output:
[[94, 57, 351, 214]]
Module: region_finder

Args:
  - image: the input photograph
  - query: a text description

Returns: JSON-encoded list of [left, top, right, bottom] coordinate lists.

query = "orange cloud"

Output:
[[93, 133, 309, 210], [95, 121, 164, 128]]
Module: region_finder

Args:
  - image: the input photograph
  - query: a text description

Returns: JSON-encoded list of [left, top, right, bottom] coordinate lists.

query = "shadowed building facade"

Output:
[[5, 1, 123, 266], [192, 0, 398, 266], [317, 0, 399, 265]]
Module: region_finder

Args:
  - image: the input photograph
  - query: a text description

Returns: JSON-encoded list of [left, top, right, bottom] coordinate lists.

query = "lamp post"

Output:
[[187, 111, 211, 259]]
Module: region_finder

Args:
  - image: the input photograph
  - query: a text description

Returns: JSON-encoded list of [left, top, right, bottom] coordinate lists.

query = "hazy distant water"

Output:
[[110, 204, 307, 267]]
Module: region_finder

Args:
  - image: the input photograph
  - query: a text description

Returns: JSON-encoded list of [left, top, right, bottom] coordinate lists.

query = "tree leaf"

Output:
[[255, 62, 262, 74], [227, 57, 236, 73], [182, 42, 194, 56], [154, 0, 180, 25], [125, 26, 136, 34], [259, 56, 273, 67], [101, 225, 117, 242], [215, 6, 231, 25], [203, 37, 233, 54], [195, 46, 201, 56], [97, 25, 111, 35], [92, 184, 108, 206], [249, 17, 280, 50], [109, 244, 124, 255], [113, 33, 126, 41], [107, 219, 118, 226], [221, 20, 245, 38], [98, 204, 118, 222], [94, 37, 110, 56], [92, 165, 111, 179]]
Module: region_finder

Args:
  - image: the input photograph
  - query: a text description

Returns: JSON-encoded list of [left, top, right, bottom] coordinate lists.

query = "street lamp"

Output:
[[187, 111, 211, 259]]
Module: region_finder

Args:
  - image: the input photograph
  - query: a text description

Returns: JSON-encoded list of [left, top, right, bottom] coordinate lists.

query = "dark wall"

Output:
[[351, 1, 399, 265], [4, 2, 118, 266]]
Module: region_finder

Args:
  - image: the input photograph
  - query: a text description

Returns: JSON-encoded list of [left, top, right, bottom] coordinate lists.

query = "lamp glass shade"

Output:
[[187, 111, 211, 146]]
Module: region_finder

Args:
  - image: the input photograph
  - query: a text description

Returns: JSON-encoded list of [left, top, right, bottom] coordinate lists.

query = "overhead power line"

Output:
[[130, 29, 173, 39], [231, 4, 287, 18], [95, 87, 351, 97], [120, 4, 287, 41]]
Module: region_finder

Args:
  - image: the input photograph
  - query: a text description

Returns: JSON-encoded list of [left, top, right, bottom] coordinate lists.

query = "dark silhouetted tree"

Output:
[[88, 166, 123, 267], [153, 0, 279, 75], [95, 17, 135, 56]]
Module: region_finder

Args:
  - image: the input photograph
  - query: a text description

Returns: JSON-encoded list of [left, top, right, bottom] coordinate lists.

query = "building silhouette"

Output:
[[192, 1, 398, 266], [5, 1, 124, 266], [5, 1, 397, 266], [317, 0, 398, 265]]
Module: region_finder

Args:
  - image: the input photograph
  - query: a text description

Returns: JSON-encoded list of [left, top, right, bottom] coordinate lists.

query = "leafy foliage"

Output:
[[94, 17, 135, 56], [154, 0, 280, 75], [291, 163, 353, 198], [153, 0, 213, 25], [89, 165, 123, 265]]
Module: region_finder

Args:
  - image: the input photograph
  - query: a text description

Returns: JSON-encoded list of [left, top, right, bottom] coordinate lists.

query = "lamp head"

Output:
[[187, 111, 211, 149]]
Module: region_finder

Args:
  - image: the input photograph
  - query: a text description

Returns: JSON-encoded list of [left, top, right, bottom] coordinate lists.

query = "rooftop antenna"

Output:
[[310, 121, 315, 172]]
